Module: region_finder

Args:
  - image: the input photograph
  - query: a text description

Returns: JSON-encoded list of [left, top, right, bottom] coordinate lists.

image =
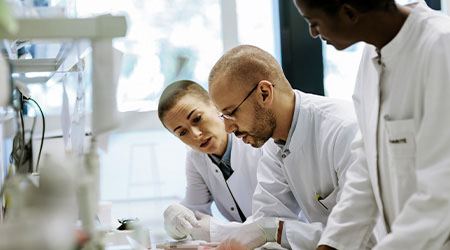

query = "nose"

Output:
[[223, 119, 237, 134], [191, 126, 202, 139], [309, 25, 319, 38]]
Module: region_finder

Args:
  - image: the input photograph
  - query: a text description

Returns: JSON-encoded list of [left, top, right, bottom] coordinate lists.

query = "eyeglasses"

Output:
[[219, 83, 259, 121]]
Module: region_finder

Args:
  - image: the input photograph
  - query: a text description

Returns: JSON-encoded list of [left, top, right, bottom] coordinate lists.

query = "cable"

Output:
[[17, 108, 25, 171], [25, 98, 45, 172], [23, 100, 38, 172]]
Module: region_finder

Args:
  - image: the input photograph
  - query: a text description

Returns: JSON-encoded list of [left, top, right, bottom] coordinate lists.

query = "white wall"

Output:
[[446, 0, 450, 14]]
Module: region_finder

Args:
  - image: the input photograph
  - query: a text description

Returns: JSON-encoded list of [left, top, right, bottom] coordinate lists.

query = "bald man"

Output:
[[208, 45, 372, 249]]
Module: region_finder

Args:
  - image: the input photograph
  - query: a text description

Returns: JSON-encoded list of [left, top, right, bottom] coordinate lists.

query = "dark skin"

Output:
[[317, 244, 336, 250], [347, 3, 413, 50], [295, 0, 414, 50], [295, 1, 415, 250]]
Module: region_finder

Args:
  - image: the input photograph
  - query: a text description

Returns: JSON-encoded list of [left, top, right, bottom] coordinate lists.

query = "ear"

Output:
[[340, 3, 360, 24], [257, 80, 274, 106]]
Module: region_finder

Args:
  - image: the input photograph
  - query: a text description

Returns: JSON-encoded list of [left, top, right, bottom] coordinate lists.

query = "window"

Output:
[[322, 43, 364, 100], [76, 0, 224, 112], [235, 0, 281, 62]]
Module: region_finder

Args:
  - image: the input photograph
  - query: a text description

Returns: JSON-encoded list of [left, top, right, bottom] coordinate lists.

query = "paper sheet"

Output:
[[91, 39, 123, 136], [61, 75, 71, 151], [71, 42, 87, 155]]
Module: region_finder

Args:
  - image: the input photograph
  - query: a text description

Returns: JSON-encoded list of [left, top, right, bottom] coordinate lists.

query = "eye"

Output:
[[179, 129, 187, 137], [193, 114, 201, 123], [310, 23, 318, 28]]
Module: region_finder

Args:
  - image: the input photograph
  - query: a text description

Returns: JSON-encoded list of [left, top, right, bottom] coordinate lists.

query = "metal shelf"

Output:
[[0, 14, 127, 40], [1, 14, 127, 135], [2, 14, 126, 83], [0, 11, 128, 247], [11, 58, 58, 72]]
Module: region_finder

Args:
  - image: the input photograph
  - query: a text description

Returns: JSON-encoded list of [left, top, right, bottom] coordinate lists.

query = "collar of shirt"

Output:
[[209, 133, 232, 166], [274, 91, 301, 158], [378, 1, 426, 62]]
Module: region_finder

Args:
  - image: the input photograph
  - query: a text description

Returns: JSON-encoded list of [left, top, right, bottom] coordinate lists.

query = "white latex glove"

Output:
[[163, 203, 200, 240], [215, 239, 249, 250], [190, 211, 211, 241], [216, 217, 280, 250]]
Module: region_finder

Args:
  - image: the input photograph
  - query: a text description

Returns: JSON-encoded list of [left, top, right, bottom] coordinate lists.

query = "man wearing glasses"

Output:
[[208, 45, 373, 249]]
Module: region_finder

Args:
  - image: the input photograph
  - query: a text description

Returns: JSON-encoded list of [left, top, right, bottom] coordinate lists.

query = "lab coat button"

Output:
[[231, 207, 235, 211], [281, 154, 286, 159], [285, 149, 290, 154], [215, 169, 219, 173]]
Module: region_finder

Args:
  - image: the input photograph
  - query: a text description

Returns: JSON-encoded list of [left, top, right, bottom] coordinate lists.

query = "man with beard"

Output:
[[207, 45, 370, 249]]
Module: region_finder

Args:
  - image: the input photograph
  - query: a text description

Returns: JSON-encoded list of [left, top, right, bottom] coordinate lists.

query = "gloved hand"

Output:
[[215, 239, 250, 250], [163, 203, 200, 240], [190, 211, 211, 241], [215, 217, 280, 250]]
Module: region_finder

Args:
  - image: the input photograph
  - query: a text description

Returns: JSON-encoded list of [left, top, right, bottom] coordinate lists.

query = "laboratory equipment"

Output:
[[0, 5, 127, 250]]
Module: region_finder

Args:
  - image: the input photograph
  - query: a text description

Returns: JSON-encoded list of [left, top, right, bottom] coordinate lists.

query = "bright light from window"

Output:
[[322, 43, 364, 101], [76, 0, 223, 112], [396, 0, 417, 4], [235, 0, 278, 59]]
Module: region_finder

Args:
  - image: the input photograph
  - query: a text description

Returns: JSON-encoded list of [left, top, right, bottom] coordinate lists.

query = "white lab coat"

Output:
[[319, 2, 450, 249], [252, 90, 361, 249], [181, 134, 262, 238]]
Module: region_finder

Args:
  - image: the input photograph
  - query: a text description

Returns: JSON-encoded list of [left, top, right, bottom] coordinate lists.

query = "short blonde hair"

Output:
[[158, 80, 210, 124]]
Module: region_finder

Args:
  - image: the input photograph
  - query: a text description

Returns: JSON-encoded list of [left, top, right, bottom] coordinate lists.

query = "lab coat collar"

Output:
[[379, 1, 427, 61], [222, 133, 233, 164], [275, 90, 301, 157]]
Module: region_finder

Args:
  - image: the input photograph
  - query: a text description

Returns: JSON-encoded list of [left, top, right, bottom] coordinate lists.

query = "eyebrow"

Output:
[[221, 105, 234, 113], [173, 126, 182, 133], [173, 109, 197, 133], [187, 109, 196, 120]]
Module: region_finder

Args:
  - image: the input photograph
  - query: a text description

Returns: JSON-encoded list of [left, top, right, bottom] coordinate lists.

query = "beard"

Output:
[[246, 101, 276, 148]]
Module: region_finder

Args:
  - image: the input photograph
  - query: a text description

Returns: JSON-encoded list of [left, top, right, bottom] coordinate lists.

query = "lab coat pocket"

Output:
[[384, 118, 417, 208], [315, 188, 338, 214], [384, 118, 416, 159]]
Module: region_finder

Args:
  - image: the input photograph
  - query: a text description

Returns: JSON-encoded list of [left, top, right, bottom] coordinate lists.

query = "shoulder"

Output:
[[297, 91, 357, 127], [185, 147, 209, 169], [231, 134, 263, 156], [412, 13, 450, 78], [417, 3, 450, 32], [413, 5, 450, 52]]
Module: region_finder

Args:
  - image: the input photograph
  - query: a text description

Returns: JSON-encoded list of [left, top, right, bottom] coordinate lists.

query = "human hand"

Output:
[[215, 238, 250, 250], [190, 211, 212, 241], [163, 203, 199, 239], [214, 217, 279, 250]]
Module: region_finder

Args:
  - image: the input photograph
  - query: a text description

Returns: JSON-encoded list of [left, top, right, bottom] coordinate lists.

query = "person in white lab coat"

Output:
[[157, 80, 262, 242], [208, 45, 365, 250], [294, 0, 450, 249]]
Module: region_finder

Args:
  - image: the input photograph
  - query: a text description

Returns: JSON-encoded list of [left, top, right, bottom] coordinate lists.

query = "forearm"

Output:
[[319, 138, 378, 250]]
